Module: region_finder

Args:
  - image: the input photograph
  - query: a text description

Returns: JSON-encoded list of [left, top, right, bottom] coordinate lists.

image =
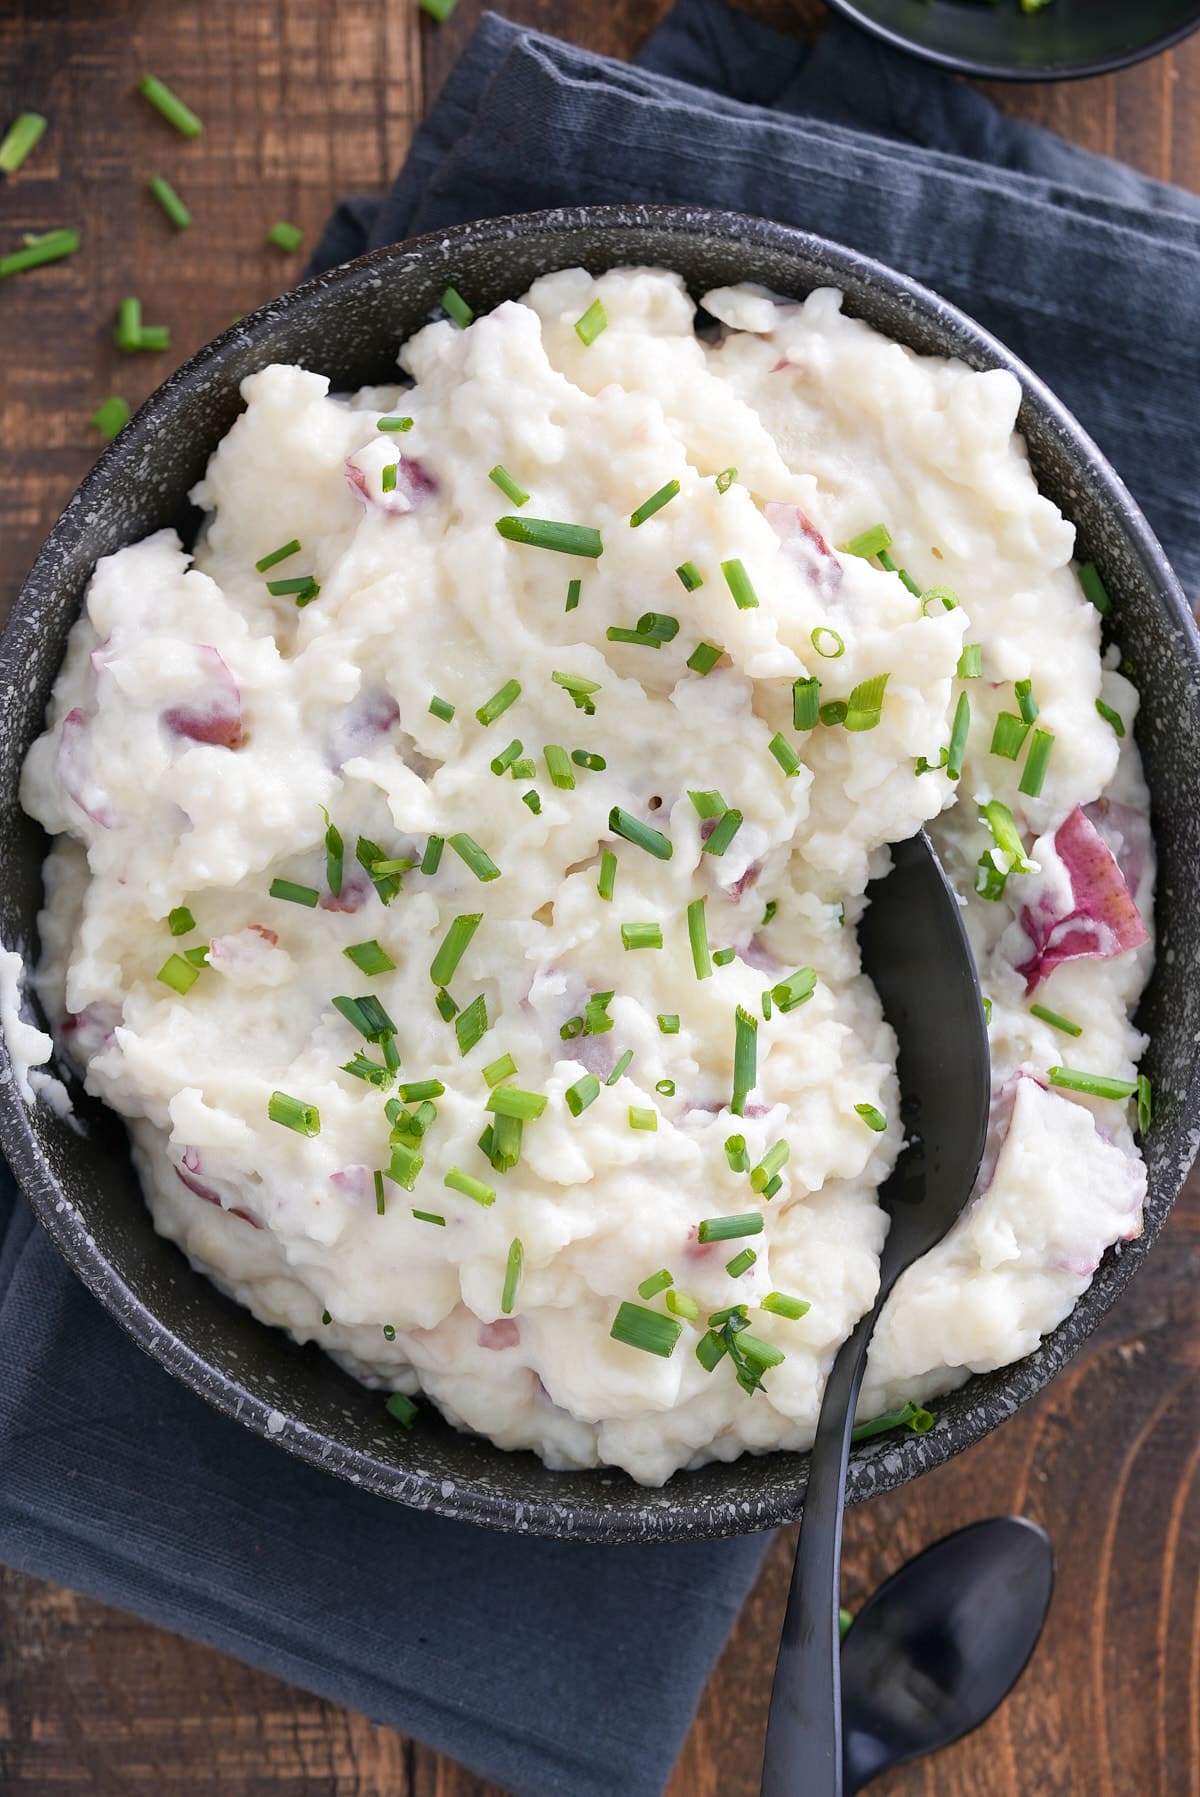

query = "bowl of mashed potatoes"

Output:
[[1, 205, 1197, 1541]]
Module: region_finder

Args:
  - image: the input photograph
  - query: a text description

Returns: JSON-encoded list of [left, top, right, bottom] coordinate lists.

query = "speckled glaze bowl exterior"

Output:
[[1, 207, 1197, 1544]]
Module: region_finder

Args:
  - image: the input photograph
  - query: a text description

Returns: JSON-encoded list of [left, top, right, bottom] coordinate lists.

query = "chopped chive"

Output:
[[638, 1268, 674, 1300], [855, 1103, 887, 1131], [148, 174, 190, 230], [398, 1079, 445, 1103], [322, 1310, 332, 1325], [696, 1330, 728, 1372], [991, 712, 1030, 760], [574, 298, 608, 345], [489, 1111, 523, 1173], [183, 946, 209, 968], [501, 1238, 524, 1313], [570, 749, 606, 772], [544, 745, 575, 790], [762, 1292, 811, 1320], [726, 1248, 757, 1278], [676, 562, 704, 592], [725, 1135, 750, 1173], [687, 642, 723, 675], [630, 480, 680, 528], [721, 558, 759, 610], [489, 465, 530, 507], [377, 415, 414, 433], [475, 679, 521, 726], [266, 219, 304, 252], [606, 627, 663, 650], [851, 1400, 934, 1443], [270, 878, 319, 908], [441, 285, 474, 328], [635, 611, 680, 642], [444, 1166, 496, 1206], [385, 1391, 418, 1429], [703, 809, 744, 858], [156, 952, 201, 995], [609, 807, 671, 860], [509, 758, 536, 780], [980, 799, 1036, 878], [946, 692, 971, 781], [918, 584, 958, 613], [0, 113, 47, 175], [255, 538, 301, 573], [552, 671, 602, 717], [608, 1049, 634, 1086], [1079, 562, 1111, 615], [486, 1085, 548, 1121], [666, 1290, 700, 1320], [761, 992, 773, 1022], [430, 913, 483, 988], [712, 947, 736, 967], [323, 816, 344, 899], [655, 1079, 676, 1097], [1030, 1003, 1082, 1037], [387, 1141, 424, 1191], [268, 1091, 320, 1136], [689, 790, 727, 819], [566, 578, 582, 612], [621, 921, 663, 951], [880, 554, 923, 598], [137, 74, 203, 138], [732, 1007, 757, 1116], [715, 467, 737, 494], [496, 517, 603, 558], [429, 694, 455, 722], [845, 673, 890, 733], [90, 396, 131, 442], [375, 1171, 387, 1216], [454, 993, 488, 1055], [771, 966, 816, 1014], [698, 1213, 764, 1244], [976, 854, 1007, 902], [708, 1305, 750, 1329], [768, 733, 801, 778], [983, 996, 993, 1024], [584, 992, 615, 1036], [480, 1053, 516, 1090], [333, 993, 397, 1042], [610, 1301, 682, 1358], [1137, 1073, 1152, 1135], [1047, 1066, 1138, 1101], [1015, 679, 1039, 724], [1, 228, 80, 277], [522, 789, 542, 813], [820, 700, 848, 728], [957, 643, 983, 679], [565, 1073, 601, 1117], [421, 835, 444, 877], [1019, 728, 1055, 798], [840, 523, 891, 560], [738, 1333, 784, 1373], [356, 839, 408, 905], [750, 1139, 789, 1192], [793, 677, 821, 731], [629, 1106, 658, 1131], [381, 462, 398, 495], [810, 626, 844, 659], [132, 323, 171, 352], [1096, 697, 1125, 737], [168, 905, 195, 937], [762, 1174, 782, 1200], [266, 575, 318, 597], [341, 1052, 395, 1090], [598, 848, 617, 903], [656, 1015, 680, 1039], [687, 896, 712, 981], [448, 833, 501, 882], [412, 1210, 446, 1227]]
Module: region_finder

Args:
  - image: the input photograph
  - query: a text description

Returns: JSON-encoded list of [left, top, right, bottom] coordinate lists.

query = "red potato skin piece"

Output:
[[162, 647, 245, 750], [1016, 804, 1149, 994]]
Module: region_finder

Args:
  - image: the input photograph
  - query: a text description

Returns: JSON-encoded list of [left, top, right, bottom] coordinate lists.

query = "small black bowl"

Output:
[[825, 0, 1200, 81], [2, 205, 1198, 1543]]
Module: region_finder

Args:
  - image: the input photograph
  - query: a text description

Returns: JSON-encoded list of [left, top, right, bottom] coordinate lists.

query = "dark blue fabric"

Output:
[[4, 7, 1198, 1795]]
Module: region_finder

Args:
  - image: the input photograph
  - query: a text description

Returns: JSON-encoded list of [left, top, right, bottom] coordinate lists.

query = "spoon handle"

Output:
[[759, 1302, 878, 1797]]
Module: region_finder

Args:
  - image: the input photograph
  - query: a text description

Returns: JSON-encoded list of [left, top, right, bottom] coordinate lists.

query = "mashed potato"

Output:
[[17, 268, 1152, 1486]]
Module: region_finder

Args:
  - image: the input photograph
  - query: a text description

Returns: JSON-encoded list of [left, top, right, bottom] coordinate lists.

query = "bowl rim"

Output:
[[2, 200, 1197, 1543], [823, 0, 1200, 81]]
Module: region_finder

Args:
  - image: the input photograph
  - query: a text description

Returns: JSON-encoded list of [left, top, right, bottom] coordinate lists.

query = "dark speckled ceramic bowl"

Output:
[[2, 206, 1198, 1544]]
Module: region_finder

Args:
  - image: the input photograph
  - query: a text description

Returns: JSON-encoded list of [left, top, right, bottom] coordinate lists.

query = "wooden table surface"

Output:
[[1, 3, 1197, 1792]]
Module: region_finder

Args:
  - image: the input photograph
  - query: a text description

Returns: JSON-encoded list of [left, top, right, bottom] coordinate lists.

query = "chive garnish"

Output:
[[703, 809, 743, 858], [90, 396, 131, 442], [566, 578, 582, 612], [699, 1213, 763, 1244], [137, 74, 203, 137], [343, 940, 395, 978], [762, 1292, 811, 1320], [687, 897, 712, 981], [377, 416, 414, 432], [496, 517, 603, 558], [168, 906, 195, 937], [544, 745, 575, 790], [621, 921, 663, 950], [666, 1290, 700, 1320], [148, 175, 190, 230], [957, 644, 983, 678], [712, 947, 736, 967], [475, 679, 521, 726], [387, 1141, 424, 1191], [750, 1140, 789, 1193], [770, 967, 817, 1014], [341, 1052, 395, 1089], [732, 1007, 758, 1116], [851, 1401, 934, 1443], [268, 1091, 320, 1136], [687, 642, 723, 675], [855, 1103, 887, 1131], [630, 480, 680, 528], [636, 611, 680, 641], [793, 678, 820, 731], [811, 626, 845, 660], [322, 815, 344, 898], [488, 1111, 523, 1173], [444, 1166, 495, 1206], [762, 900, 778, 927], [656, 1079, 676, 1097], [689, 790, 727, 819], [658, 1014, 680, 1035], [419, 836, 444, 877], [721, 558, 759, 610], [486, 1086, 548, 1121], [638, 1269, 674, 1300], [609, 807, 671, 860], [430, 913, 482, 987], [1047, 1066, 1138, 1101], [990, 713, 1030, 760], [1018, 728, 1055, 798], [522, 790, 542, 814], [183, 946, 209, 969], [0, 113, 47, 175], [676, 562, 704, 592], [397, 1080, 445, 1104], [385, 1391, 418, 1429], [575, 299, 608, 345], [584, 992, 615, 1036], [552, 671, 601, 712], [845, 673, 889, 732], [919, 584, 958, 613], [608, 1049, 634, 1086], [1, 228, 80, 278], [629, 1105, 657, 1131], [1137, 1073, 1152, 1135], [606, 628, 663, 650], [1030, 1003, 1082, 1037], [333, 994, 396, 1042], [448, 833, 501, 882], [156, 952, 200, 995], [768, 733, 801, 778], [501, 1238, 524, 1314], [454, 993, 488, 1055], [571, 749, 606, 771], [946, 692, 971, 781], [489, 465, 530, 507], [429, 694, 455, 722], [820, 700, 848, 728], [715, 468, 737, 494], [762, 1175, 782, 1200], [725, 1135, 750, 1173], [441, 285, 474, 328], [1095, 697, 1125, 737], [381, 462, 398, 495], [610, 1302, 682, 1358], [1015, 679, 1039, 724], [510, 758, 536, 780], [256, 539, 301, 574], [266, 575, 319, 598], [696, 1330, 728, 1372], [1079, 562, 1111, 614], [270, 878, 319, 908], [598, 848, 617, 902], [375, 1171, 387, 1214], [565, 1073, 601, 1117], [412, 1210, 446, 1227], [840, 523, 891, 560], [726, 1247, 757, 1278]]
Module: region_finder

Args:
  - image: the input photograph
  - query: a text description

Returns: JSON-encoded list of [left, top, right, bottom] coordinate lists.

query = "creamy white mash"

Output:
[[18, 268, 1153, 1486]]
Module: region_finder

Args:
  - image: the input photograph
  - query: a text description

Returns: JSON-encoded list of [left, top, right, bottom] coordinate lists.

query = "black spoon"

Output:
[[840, 1516, 1055, 1792], [760, 830, 991, 1797]]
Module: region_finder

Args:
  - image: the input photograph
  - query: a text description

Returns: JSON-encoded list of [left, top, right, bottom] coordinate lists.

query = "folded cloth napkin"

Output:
[[3, 6, 1198, 1795]]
